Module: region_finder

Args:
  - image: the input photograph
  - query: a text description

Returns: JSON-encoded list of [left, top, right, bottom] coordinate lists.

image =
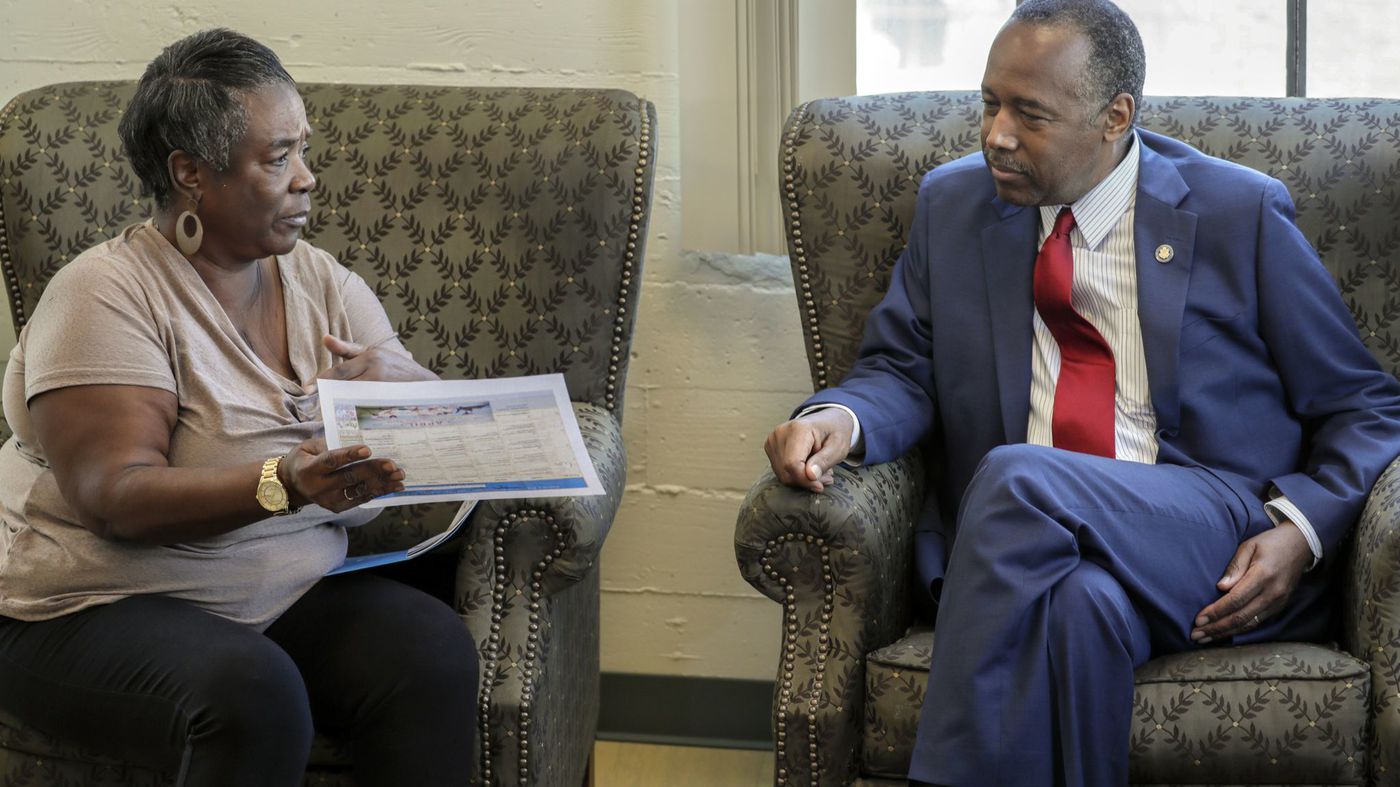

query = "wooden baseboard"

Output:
[[597, 673, 773, 750]]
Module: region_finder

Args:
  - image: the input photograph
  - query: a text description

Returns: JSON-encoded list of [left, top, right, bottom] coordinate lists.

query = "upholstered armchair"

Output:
[[0, 81, 655, 787], [735, 92, 1400, 786]]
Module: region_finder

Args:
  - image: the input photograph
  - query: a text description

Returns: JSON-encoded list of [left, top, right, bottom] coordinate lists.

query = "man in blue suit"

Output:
[[763, 1, 1400, 785]]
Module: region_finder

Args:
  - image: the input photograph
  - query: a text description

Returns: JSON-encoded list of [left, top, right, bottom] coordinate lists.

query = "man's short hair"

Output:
[[1009, 0, 1146, 123], [118, 28, 295, 209]]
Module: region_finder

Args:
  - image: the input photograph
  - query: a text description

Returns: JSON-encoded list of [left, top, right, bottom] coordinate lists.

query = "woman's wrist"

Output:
[[276, 451, 308, 508]]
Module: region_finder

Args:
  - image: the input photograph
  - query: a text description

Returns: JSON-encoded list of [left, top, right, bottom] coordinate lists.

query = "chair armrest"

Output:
[[735, 449, 925, 787], [1343, 453, 1400, 782], [456, 402, 624, 604], [455, 402, 623, 785]]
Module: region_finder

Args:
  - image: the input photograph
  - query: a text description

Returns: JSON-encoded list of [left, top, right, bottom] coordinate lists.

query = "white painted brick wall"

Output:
[[0, 0, 816, 680]]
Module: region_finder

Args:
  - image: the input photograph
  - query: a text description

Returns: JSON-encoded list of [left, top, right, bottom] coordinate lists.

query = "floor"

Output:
[[593, 741, 772, 786]]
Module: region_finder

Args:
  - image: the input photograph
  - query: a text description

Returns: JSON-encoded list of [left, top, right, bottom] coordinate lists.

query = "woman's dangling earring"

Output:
[[175, 208, 203, 256]]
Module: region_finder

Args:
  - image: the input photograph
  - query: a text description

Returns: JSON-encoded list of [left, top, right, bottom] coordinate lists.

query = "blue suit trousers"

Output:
[[908, 444, 1324, 787]]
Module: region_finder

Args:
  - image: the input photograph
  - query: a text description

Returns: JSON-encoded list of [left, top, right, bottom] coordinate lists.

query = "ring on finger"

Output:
[[1250, 614, 1261, 628], [343, 486, 356, 501]]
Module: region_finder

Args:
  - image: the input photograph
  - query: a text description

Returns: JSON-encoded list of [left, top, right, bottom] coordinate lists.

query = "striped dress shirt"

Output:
[[1027, 134, 1156, 462]]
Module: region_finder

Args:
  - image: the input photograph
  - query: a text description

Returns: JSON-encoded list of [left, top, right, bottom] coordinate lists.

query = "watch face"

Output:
[[258, 480, 288, 511]]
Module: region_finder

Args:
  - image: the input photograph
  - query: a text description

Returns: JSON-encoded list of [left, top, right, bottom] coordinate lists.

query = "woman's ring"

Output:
[[343, 486, 356, 501], [1250, 614, 1261, 627]]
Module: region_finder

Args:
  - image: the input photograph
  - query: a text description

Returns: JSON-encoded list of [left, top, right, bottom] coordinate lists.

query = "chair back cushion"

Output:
[[780, 92, 1400, 390], [0, 81, 655, 412], [0, 82, 656, 551]]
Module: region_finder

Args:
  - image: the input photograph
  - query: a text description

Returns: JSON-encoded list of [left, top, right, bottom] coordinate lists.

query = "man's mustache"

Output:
[[984, 151, 1029, 175]]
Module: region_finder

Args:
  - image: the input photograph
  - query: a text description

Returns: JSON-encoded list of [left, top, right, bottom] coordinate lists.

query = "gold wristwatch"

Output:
[[256, 456, 299, 515]]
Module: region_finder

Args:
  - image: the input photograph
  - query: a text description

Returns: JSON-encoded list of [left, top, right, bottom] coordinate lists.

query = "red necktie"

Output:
[[1033, 208, 1116, 457]]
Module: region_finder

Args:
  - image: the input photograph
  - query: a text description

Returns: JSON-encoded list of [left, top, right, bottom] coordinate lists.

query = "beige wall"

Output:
[[0, 0, 816, 680]]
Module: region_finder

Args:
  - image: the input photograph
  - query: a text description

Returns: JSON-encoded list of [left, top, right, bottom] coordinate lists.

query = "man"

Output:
[[763, 1, 1400, 785]]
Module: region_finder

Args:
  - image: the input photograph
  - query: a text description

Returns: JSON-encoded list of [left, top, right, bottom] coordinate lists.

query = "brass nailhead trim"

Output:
[[606, 97, 652, 413], [763, 530, 834, 784], [478, 505, 569, 785], [0, 89, 30, 333], [782, 102, 824, 390]]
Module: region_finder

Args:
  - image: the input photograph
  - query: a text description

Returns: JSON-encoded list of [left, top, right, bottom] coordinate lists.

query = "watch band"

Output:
[[260, 456, 282, 487]]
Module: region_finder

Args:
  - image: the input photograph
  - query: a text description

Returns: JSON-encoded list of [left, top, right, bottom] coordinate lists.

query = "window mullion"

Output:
[[1287, 0, 1307, 96]]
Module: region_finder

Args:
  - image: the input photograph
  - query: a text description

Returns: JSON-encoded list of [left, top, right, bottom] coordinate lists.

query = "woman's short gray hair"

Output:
[[118, 29, 294, 209]]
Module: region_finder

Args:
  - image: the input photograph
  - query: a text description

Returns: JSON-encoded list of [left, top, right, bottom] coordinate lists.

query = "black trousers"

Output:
[[0, 572, 479, 786]]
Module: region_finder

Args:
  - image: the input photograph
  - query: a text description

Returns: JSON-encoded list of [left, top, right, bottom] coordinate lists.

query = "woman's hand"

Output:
[[281, 437, 406, 512], [304, 334, 437, 393]]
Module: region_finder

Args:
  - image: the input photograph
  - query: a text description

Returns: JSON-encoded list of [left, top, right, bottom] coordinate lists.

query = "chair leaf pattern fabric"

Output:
[[457, 402, 623, 787], [737, 91, 1400, 786], [1345, 454, 1400, 782], [1129, 644, 1369, 783], [736, 451, 926, 787], [0, 81, 656, 787], [860, 634, 1370, 784], [861, 627, 933, 779]]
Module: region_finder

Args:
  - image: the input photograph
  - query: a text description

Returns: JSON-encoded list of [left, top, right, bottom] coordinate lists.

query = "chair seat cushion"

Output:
[[862, 629, 1371, 784], [1130, 642, 1370, 784], [861, 627, 935, 778]]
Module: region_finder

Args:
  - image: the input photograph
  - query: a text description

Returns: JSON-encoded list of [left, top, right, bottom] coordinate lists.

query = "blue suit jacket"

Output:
[[806, 130, 1400, 600]]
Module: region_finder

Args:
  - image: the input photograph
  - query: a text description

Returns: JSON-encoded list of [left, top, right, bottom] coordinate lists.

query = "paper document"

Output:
[[317, 374, 605, 508], [327, 499, 478, 576]]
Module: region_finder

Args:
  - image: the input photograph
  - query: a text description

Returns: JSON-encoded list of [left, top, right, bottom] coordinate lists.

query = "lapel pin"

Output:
[[1154, 244, 1174, 263]]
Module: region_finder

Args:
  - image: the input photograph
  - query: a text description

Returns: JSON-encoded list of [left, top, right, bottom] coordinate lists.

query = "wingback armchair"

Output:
[[0, 81, 656, 787], [735, 92, 1400, 786]]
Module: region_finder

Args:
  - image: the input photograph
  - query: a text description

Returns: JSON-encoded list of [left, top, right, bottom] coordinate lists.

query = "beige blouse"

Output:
[[0, 223, 406, 630]]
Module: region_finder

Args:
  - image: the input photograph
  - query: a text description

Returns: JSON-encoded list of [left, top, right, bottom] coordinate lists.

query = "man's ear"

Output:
[[1102, 93, 1135, 142], [166, 149, 202, 207]]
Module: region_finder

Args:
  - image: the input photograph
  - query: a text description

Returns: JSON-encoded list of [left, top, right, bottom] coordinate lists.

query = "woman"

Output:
[[0, 29, 477, 786]]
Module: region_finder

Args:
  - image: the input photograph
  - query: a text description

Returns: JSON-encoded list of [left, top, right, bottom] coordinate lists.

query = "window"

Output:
[[856, 0, 1400, 99], [857, 0, 1013, 95], [1116, 1, 1285, 96], [1308, 2, 1400, 97]]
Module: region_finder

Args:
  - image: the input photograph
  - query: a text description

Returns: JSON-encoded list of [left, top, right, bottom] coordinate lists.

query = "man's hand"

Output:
[[304, 335, 437, 393], [1191, 522, 1313, 644], [763, 408, 855, 493]]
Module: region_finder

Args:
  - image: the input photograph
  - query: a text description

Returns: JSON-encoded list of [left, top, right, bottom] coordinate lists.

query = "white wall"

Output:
[[0, 0, 812, 681]]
